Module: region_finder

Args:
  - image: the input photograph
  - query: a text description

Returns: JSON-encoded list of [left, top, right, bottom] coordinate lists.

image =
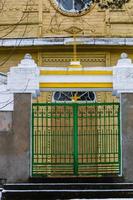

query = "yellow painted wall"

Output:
[[0, 0, 133, 38], [0, 0, 133, 73], [0, 0, 132, 103], [1, 46, 133, 73]]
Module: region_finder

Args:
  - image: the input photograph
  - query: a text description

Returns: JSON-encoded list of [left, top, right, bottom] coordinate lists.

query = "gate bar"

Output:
[[73, 104, 78, 175]]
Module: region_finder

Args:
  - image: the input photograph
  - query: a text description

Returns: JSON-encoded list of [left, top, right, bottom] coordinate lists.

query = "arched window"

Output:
[[55, 0, 92, 13], [53, 91, 96, 102]]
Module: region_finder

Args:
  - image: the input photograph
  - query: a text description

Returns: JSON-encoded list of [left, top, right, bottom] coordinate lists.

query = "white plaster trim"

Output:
[[40, 67, 113, 71], [40, 67, 68, 71], [40, 88, 112, 92], [39, 75, 112, 83], [7, 54, 40, 95], [0, 74, 7, 84], [113, 54, 133, 94], [1, 37, 133, 47]]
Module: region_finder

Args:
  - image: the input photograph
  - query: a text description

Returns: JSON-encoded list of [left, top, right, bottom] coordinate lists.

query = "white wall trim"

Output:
[[1, 37, 133, 47]]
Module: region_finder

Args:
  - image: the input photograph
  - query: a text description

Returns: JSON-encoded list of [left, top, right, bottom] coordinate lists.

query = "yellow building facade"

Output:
[[0, 0, 132, 177], [0, 0, 133, 69], [0, 0, 133, 103]]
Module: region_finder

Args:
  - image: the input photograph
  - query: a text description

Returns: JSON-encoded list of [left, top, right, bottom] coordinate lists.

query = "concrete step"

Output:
[[3, 182, 133, 190], [2, 182, 133, 200]]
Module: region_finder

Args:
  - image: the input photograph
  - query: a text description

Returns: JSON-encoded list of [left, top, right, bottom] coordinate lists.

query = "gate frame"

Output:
[[32, 102, 121, 177]]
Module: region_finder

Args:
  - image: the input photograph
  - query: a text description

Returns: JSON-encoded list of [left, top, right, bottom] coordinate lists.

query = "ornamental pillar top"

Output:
[[113, 53, 133, 95], [18, 53, 37, 68], [116, 53, 132, 67], [7, 54, 40, 96]]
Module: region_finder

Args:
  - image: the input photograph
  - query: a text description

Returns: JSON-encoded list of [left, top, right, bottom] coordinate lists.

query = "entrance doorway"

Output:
[[32, 102, 121, 177]]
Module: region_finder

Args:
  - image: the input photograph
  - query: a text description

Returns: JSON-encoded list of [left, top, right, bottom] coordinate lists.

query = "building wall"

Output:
[[0, 1, 133, 73], [0, 0, 133, 38], [0, 46, 132, 104], [0, 94, 31, 182], [1, 46, 133, 72], [0, 0, 133, 182], [121, 93, 133, 182]]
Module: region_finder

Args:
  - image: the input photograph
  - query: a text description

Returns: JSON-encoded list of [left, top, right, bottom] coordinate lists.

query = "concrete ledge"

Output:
[[2, 182, 133, 200], [0, 37, 133, 47]]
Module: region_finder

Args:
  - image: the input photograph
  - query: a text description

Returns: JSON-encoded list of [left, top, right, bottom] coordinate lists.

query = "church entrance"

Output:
[[32, 101, 121, 177]]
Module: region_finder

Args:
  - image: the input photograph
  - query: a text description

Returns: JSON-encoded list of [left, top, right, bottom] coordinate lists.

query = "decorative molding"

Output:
[[113, 53, 133, 94], [39, 65, 112, 90], [114, 68, 133, 89], [64, 26, 83, 34], [47, 13, 96, 34], [23, 4, 50, 13], [106, 52, 111, 66], [42, 58, 105, 63], [7, 54, 40, 95], [40, 70, 112, 75], [40, 82, 113, 88], [1, 37, 133, 47], [1, 3, 49, 13]]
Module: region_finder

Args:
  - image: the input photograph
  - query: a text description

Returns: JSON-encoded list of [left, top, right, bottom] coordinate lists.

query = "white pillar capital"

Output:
[[7, 54, 40, 97], [18, 54, 37, 68], [113, 53, 133, 95], [116, 53, 132, 67]]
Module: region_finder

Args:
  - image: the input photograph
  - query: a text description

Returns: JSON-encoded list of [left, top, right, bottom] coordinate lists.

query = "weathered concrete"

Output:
[[0, 112, 12, 132], [0, 93, 31, 183], [1, 37, 133, 47], [121, 93, 133, 182]]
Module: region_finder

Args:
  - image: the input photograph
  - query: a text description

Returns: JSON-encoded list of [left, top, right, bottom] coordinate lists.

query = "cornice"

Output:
[[0, 37, 133, 47]]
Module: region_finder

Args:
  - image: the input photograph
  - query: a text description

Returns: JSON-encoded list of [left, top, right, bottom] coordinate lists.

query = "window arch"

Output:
[[53, 91, 96, 102]]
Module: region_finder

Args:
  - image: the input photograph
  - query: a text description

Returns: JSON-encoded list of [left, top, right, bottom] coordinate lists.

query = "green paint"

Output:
[[73, 103, 78, 175], [32, 102, 121, 177], [118, 104, 121, 175]]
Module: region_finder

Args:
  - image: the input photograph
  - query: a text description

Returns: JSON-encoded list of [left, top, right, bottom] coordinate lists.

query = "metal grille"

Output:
[[32, 102, 121, 177]]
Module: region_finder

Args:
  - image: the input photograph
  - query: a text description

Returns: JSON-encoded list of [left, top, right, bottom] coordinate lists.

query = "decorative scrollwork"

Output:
[[53, 91, 96, 102]]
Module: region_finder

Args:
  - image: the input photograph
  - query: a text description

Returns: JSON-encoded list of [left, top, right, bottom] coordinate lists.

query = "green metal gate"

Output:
[[32, 102, 121, 177]]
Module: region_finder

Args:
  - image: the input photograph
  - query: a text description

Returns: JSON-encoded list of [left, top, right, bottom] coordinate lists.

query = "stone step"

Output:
[[3, 182, 133, 190], [2, 182, 133, 200], [29, 176, 124, 183]]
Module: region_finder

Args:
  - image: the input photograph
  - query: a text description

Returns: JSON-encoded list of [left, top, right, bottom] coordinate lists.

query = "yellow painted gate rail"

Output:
[[32, 102, 121, 177]]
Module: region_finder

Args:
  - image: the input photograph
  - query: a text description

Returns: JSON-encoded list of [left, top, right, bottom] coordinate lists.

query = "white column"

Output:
[[113, 53, 133, 182], [0, 54, 40, 111]]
